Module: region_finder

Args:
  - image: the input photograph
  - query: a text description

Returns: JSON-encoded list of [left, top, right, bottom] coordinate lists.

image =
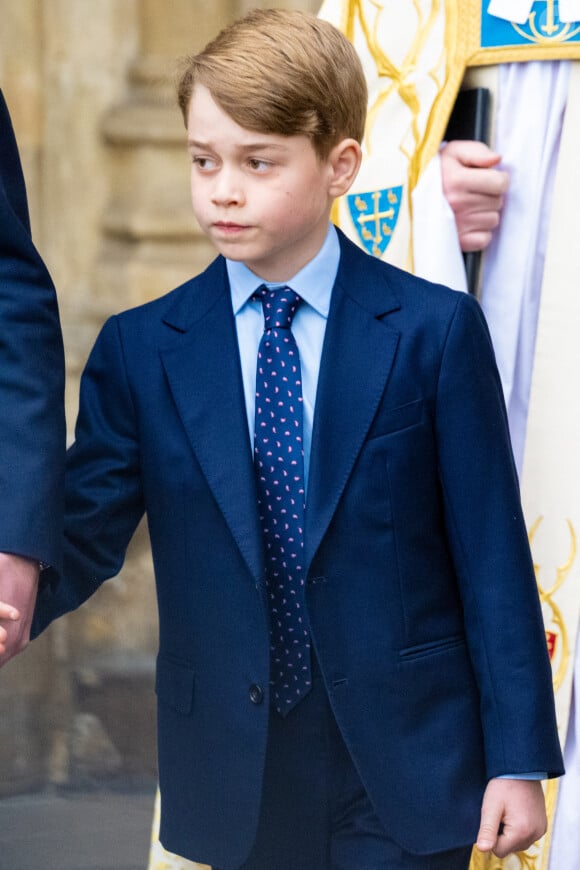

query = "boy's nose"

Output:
[[211, 169, 244, 206]]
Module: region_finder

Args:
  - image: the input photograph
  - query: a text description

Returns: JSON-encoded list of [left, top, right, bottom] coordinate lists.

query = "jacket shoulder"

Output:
[[336, 226, 468, 322], [112, 254, 228, 333]]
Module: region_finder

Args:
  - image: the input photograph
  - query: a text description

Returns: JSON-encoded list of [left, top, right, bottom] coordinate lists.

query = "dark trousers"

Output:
[[217, 661, 473, 870]]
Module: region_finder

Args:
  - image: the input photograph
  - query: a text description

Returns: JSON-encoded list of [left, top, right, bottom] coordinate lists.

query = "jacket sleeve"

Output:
[[435, 291, 563, 779], [32, 316, 145, 637], [0, 90, 65, 568]]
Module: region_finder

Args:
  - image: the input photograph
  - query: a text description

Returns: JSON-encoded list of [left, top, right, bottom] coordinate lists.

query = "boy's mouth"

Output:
[[213, 221, 250, 232]]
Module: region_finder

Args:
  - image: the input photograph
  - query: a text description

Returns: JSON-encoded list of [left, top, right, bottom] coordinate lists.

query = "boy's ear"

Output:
[[327, 138, 363, 198]]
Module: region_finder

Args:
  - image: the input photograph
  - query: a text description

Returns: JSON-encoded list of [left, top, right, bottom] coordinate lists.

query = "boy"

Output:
[[29, 9, 562, 870]]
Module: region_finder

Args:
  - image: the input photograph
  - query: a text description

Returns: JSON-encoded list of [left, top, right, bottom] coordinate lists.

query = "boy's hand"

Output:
[[440, 140, 510, 253], [0, 553, 39, 666], [476, 778, 547, 858]]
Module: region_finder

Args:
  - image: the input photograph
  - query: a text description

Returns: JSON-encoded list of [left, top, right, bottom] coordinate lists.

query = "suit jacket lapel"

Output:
[[305, 236, 401, 570], [160, 258, 264, 584], [157, 239, 401, 582]]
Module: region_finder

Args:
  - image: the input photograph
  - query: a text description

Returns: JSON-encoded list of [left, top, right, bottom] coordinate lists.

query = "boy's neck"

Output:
[[226, 224, 340, 313], [235, 222, 336, 285]]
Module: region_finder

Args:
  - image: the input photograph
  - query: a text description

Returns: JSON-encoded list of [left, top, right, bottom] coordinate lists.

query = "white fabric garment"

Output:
[[488, 0, 580, 23], [413, 63, 570, 449], [487, 0, 535, 24], [480, 61, 569, 476], [559, 0, 580, 22], [412, 155, 468, 294], [550, 649, 580, 867]]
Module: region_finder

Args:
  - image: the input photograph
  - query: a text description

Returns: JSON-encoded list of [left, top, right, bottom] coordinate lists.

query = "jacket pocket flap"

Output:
[[368, 398, 423, 440], [398, 634, 466, 662]]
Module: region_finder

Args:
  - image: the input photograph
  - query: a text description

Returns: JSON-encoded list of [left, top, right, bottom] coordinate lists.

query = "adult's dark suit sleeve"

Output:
[[0, 90, 65, 568]]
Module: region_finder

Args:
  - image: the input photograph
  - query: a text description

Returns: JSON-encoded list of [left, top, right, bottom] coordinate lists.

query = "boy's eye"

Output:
[[192, 156, 216, 170], [247, 158, 271, 172]]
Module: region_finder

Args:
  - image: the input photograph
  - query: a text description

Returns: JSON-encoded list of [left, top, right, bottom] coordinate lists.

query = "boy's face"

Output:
[[186, 85, 344, 281]]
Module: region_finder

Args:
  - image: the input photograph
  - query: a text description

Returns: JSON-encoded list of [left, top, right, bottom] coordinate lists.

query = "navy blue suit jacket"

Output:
[[33, 230, 563, 865], [0, 91, 65, 567]]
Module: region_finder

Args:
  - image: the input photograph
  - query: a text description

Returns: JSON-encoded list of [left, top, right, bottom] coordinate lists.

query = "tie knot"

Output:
[[256, 285, 301, 331]]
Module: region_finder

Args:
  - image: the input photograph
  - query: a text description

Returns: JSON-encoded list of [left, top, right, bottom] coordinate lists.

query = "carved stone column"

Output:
[[0, 0, 139, 794], [94, 0, 237, 318], [239, 0, 318, 11]]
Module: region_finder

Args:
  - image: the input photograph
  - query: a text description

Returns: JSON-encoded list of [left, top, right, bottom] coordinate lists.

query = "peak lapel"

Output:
[[160, 262, 263, 583], [305, 241, 400, 571]]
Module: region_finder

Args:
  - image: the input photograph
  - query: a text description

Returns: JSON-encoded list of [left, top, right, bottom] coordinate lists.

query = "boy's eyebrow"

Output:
[[187, 138, 288, 152]]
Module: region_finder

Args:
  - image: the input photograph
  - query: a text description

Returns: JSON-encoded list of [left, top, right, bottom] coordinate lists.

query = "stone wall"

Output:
[[0, 0, 317, 794]]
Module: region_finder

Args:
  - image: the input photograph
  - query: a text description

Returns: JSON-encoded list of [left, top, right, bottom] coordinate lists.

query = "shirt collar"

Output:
[[227, 223, 340, 319]]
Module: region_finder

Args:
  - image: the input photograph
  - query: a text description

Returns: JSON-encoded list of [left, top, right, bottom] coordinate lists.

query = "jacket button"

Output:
[[249, 684, 264, 705]]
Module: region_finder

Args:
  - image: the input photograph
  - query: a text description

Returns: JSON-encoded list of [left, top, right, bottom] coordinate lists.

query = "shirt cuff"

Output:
[[497, 772, 547, 780]]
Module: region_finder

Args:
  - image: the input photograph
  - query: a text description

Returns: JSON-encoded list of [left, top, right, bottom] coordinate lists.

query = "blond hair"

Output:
[[177, 8, 367, 159]]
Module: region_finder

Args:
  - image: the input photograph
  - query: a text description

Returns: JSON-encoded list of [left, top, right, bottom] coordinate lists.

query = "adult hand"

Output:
[[476, 778, 547, 858], [0, 600, 20, 654], [440, 140, 510, 252], [0, 552, 39, 666]]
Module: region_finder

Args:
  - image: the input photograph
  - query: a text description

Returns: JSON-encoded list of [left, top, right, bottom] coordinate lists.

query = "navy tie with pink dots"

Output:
[[254, 284, 312, 715]]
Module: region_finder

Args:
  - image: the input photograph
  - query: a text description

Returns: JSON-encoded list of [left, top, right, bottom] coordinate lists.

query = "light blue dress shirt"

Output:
[[226, 222, 340, 488]]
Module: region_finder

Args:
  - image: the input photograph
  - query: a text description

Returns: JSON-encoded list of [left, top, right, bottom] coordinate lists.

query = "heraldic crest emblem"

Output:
[[346, 186, 403, 258]]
